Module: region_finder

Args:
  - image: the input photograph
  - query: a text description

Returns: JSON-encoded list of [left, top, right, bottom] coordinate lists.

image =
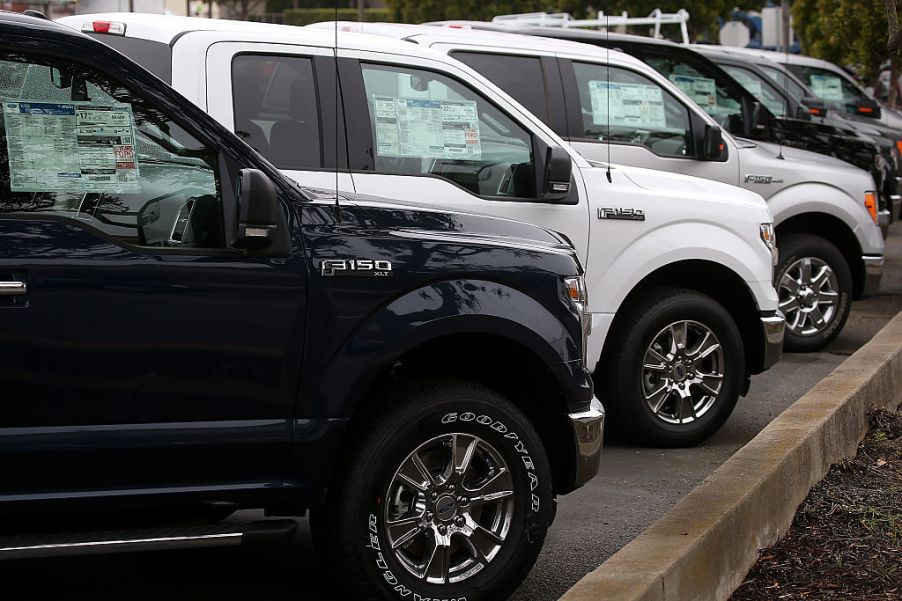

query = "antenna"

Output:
[[333, 0, 343, 218], [606, 14, 612, 183]]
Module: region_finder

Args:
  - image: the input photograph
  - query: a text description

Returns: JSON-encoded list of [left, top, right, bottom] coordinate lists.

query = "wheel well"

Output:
[[776, 213, 864, 298], [599, 260, 763, 376], [350, 334, 576, 495]]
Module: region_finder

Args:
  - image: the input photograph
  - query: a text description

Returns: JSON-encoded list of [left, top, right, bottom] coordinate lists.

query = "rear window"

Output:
[[86, 34, 172, 84]]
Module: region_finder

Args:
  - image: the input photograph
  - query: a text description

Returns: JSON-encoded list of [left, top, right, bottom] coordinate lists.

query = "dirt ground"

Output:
[[731, 406, 902, 600]]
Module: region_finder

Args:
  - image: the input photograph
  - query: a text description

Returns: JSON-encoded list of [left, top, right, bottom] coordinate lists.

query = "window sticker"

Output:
[[809, 74, 844, 102], [2, 99, 140, 193], [588, 81, 666, 129], [372, 95, 481, 160], [669, 74, 718, 112]]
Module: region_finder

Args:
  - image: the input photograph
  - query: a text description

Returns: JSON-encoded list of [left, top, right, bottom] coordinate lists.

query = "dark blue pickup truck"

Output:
[[0, 12, 602, 601]]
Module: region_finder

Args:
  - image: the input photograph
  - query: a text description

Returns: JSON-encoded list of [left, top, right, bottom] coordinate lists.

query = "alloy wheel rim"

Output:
[[778, 257, 840, 337], [641, 320, 725, 425], [383, 433, 515, 585]]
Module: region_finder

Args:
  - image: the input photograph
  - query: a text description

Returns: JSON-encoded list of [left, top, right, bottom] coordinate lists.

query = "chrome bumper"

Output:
[[890, 194, 901, 222], [879, 208, 892, 228], [760, 313, 785, 371], [567, 398, 604, 489], [862, 255, 885, 297]]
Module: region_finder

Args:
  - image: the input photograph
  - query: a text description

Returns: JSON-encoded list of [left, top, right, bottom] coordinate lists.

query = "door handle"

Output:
[[0, 281, 27, 296]]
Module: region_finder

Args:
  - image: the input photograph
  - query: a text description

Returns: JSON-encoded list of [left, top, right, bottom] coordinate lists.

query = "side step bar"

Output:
[[0, 519, 298, 559]]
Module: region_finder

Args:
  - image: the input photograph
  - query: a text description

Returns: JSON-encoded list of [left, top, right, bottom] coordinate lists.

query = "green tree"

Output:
[[793, 0, 899, 88], [385, 1, 591, 24]]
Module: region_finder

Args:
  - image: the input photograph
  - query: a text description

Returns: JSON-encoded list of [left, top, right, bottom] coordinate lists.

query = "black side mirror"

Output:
[[700, 124, 727, 161], [855, 97, 882, 119], [236, 168, 280, 250], [801, 96, 828, 118], [748, 101, 762, 136], [543, 146, 572, 201]]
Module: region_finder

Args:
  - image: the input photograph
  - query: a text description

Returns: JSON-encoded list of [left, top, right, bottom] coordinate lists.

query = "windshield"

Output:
[[720, 63, 787, 117], [759, 64, 809, 103]]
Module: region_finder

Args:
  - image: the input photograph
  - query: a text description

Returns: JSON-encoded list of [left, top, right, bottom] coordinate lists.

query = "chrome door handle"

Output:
[[0, 281, 27, 296]]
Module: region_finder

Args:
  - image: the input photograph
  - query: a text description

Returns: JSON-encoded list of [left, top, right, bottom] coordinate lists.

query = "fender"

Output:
[[767, 182, 884, 257], [587, 220, 777, 315], [299, 279, 586, 420]]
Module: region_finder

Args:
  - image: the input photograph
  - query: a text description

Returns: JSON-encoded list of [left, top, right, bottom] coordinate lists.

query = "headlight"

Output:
[[864, 191, 879, 225], [759, 223, 778, 267], [563, 275, 590, 367]]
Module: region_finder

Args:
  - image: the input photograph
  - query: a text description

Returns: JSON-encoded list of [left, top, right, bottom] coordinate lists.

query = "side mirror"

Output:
[[236, 168, 280, 250], [800, 96, 828, 118], [543, 146, 573, 201], [855, 97, 882, 119], [700, 124, 727, 161], [748, 101, 763, 135]]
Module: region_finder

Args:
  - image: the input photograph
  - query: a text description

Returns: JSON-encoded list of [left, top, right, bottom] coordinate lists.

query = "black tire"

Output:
[[775, 233, 852, 352], [311, 379, 554, 601], [601, 287, 745, 447]]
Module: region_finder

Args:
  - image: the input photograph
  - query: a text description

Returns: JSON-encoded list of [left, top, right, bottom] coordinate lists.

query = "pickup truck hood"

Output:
[[737, 140, 876, 199], [590, 162, 770, 213], [298, 186, 578, 257]]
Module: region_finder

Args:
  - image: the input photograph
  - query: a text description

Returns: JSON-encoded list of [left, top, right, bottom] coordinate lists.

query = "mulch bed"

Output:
[[730, 407, 902, 600]]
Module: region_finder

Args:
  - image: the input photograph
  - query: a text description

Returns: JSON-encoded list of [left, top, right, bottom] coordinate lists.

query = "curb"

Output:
[[559, 310, 902, 601]]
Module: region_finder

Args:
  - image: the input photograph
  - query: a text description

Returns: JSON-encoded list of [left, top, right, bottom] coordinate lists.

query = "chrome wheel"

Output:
[[641, 320, 725, 425], [779, 257, 839, 337], [384, 433, 515, 585]]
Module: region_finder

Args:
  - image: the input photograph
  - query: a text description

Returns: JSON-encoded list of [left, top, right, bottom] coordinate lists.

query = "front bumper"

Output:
[[567, 398, 604, 490], [890, 193, 901, 222], [862, 255, 885, 297], [759, 312, 785, 371]]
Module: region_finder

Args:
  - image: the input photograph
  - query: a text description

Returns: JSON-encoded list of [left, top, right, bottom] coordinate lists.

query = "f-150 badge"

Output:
[[320, 259, 393, 277], [597, 207, 646, 221], [744, 174, 784, 184]]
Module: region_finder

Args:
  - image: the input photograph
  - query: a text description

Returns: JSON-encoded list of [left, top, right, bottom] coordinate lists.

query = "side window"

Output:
[[798, 66, 865, 112], [232, 54, 321, 170], [451, 51, 550, 122], [645, 54, 744, 131], [0, 53, 223, 249], [721, 64, 787, 117], [572, 62, 692, 159], [360, 63, 537, 199]]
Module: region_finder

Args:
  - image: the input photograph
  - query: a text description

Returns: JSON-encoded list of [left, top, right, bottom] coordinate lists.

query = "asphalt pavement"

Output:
[[4, 229, 901, 601]]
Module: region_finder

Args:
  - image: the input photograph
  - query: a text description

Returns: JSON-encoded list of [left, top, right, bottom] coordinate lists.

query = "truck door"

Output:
[[204, 41, 354, 193], [337, 50, 591, 260], [0, 48, 304, 500]]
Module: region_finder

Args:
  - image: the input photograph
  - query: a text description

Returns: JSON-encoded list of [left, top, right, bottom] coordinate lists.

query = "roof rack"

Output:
[[492, 9, 691, 44]]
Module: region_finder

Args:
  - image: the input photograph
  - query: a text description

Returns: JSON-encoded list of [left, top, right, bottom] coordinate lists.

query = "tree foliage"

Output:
[[793, 0, 900, 86]]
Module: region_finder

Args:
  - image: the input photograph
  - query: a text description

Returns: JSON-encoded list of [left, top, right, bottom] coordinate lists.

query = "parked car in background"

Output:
[[64, 13, 785, 447], [0, 13, 605, 601], [354, 21, 884, 353], [697, 44, 902, 226]]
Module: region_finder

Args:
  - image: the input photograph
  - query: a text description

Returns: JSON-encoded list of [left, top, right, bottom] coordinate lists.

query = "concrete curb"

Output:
[[559, 311, 902, 601]]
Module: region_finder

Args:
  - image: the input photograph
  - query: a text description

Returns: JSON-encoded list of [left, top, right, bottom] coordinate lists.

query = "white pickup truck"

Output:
[[62, 13, 783, 447], [327, 21, 886, 355]]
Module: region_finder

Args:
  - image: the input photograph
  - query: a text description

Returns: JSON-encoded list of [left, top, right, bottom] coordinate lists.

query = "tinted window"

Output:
[[721, 64, 787, 117], [232, 54, 321, 170], [0, 53, 223, 249], [451, 51, 550, 122], [572, 62, 692, 158], [360, 63, 537, 199]]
